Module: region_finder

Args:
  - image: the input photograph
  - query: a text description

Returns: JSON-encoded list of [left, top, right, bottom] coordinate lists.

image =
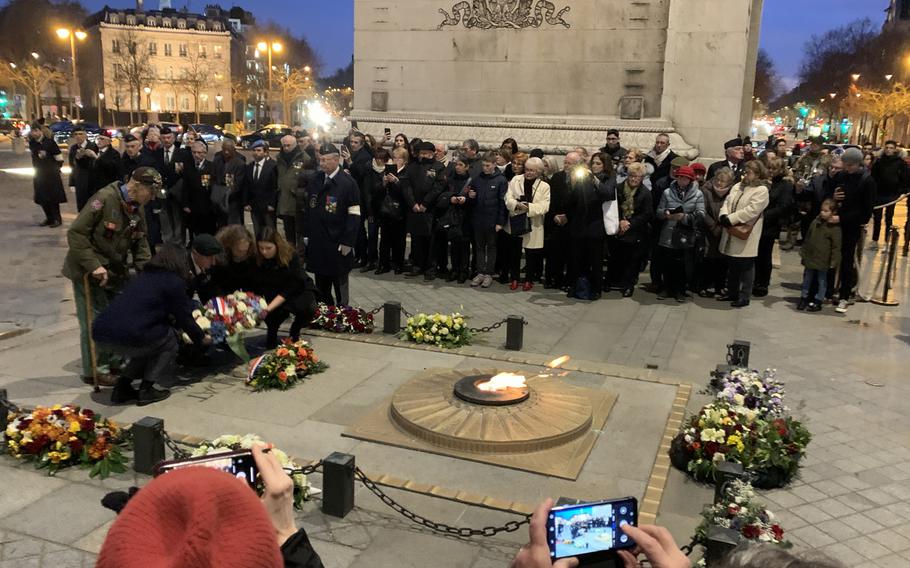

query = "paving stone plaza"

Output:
[[1, 146, 910, 568]]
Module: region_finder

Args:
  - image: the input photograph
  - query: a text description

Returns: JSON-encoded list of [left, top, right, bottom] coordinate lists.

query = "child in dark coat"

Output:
[[798, 198, 841, 312]]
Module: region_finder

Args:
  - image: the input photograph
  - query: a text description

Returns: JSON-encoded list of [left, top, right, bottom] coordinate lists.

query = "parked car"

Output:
[[239, 125, 293, 149], [184, 123, 223, 145], [50, 121, 105, 145]]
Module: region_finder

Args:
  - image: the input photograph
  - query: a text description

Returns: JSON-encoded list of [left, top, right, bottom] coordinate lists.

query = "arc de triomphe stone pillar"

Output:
[[351, 0, 763, 160]]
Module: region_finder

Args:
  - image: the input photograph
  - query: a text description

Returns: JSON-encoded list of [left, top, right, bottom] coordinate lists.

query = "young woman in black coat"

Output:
[[253, 227, 319, 348]]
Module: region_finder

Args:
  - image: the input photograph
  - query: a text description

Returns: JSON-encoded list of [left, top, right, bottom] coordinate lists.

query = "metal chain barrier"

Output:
[[286, 460, 324, 477], [160, 429, 191, 460], [353, 466, 529, 538], [680, 535, 699, 556], [367, 306, 383, 316], [400, 306, 415, 320]]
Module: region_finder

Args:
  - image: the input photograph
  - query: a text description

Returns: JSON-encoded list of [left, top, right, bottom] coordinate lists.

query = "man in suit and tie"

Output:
[[67, 125, 99, 211], [707, 138, 746, 182], [304, 143, 361, 306], [182, 141, 218, 238], [90, 132, 123, 192], [244, 139, 278, 238], [159, 126, 190, 245]]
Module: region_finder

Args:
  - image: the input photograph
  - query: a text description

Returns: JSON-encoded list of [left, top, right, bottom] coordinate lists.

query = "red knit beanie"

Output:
[[97, 466, 283, 568]]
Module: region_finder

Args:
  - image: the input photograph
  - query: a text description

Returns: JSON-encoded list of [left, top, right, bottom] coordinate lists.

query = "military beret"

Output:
[[724, 138, 744, 150], [417, 141, 435, 153], [670, 156, 690, 167], [122, 134, 139, 143], [319, 143, 340, 155], [249, 139, 268, 150], [191, 234, 223, 257], [130, 166, 162, 191], [159, 126, 172, 135]]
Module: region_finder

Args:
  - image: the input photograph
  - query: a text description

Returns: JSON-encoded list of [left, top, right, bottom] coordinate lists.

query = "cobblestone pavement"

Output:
[[1, 148, 910, 566]]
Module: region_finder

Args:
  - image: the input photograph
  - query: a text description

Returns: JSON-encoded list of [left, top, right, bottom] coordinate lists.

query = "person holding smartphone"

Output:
[[654, 166, 705, 303], [98, 444, 324, 567]]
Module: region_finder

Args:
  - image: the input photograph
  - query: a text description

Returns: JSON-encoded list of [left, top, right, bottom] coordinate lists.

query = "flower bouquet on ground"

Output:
[[402, 312, 472, 348], [4, 405, 128, 479], [190, 434, 315, 509], [670, 401, 811, 488], [311, 303, 375, 334], [188, 291, 268, 362], [711, 368, 787, 418], [246, 339, 328, 391], [696, 479, 788, 547]]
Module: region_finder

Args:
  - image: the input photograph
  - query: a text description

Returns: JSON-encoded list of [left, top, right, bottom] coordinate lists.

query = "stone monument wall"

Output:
[[352, 0, 763, 159]]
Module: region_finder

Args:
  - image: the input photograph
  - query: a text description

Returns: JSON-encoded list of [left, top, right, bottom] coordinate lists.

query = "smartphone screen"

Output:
[[547, 497, 637, 559], [155, 450, 259, 488], [384, 127, 391, 136], [384, 163, 397, 175]]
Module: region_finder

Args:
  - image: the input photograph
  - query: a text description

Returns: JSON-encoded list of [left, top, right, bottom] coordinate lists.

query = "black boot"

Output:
[[110, 376, 139, 405], [137, 381, 170, 406]]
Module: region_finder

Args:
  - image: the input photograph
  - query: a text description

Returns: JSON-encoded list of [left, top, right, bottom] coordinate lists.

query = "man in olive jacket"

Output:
[[276, 135, 307, 246], [62, 167, 160, 387]]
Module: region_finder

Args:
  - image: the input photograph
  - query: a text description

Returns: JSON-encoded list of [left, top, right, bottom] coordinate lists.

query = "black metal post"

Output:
[[872, 227, 900, 306], [505, 315, 524, 351], [704, 525, 741, 566], [0, 389, 9, 443], [322, 452, 355, 518], [383, 302, 401, 335], [713, 461, 745, 504], [133, 416, 165, 475], [726, 340, 751, 367]]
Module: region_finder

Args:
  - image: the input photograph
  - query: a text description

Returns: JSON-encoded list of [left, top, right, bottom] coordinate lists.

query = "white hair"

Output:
[[524, 157, 544, 172]]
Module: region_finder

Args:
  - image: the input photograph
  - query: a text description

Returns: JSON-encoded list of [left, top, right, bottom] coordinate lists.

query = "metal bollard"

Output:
[[713, 461, 745, 504], [505, 315, 524, 351], [383, 301, 401, 334], [133, 417, 165, 475], [872, 226, 901, 306], [725, 340, 751, 368], [322, 452, 355, 518], [0, 389, 8, 441], [704, 525, 741, 566]]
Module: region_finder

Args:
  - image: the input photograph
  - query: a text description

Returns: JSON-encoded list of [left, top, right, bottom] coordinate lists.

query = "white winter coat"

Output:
[[504, 175, 551, 250], [719, 182, 770, 258]]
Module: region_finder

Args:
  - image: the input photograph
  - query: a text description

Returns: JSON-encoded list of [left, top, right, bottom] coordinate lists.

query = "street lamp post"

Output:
[[828, 93, 838, 141], [256, 40, 282, 121], [215, 93, 223, 122], [143, 86, 152, 122], [97, 93, 104, 125], [56, 28, 87, 120]]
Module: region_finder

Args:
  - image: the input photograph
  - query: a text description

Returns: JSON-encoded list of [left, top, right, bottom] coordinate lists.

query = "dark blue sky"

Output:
[[761, 0, 886, 88], [79, 0, 884, 85]]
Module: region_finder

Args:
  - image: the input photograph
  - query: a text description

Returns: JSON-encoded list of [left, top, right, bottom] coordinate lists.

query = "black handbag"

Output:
[[210, 184, 230, 215], [379, 194, 404, 221], [671, 221, 696, 249], [439, 207, 464, 239], [509, 212, 531, 236]]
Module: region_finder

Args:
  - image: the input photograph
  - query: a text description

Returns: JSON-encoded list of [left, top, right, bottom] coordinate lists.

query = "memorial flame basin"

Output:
[[389, 368, 594, 454]]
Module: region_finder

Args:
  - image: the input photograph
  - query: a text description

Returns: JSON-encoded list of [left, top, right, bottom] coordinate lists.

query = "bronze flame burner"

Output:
[[452, 374, 530, 406]]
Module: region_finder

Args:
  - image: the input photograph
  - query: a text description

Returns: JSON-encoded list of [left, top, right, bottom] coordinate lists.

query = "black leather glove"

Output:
[[719, 215, 732, 228]]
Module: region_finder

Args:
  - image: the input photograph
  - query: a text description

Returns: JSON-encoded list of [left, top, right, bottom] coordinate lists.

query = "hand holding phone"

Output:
[[511, 499, 580, 568], [546, 497, 638, 561], [616, 524, 690, 568]]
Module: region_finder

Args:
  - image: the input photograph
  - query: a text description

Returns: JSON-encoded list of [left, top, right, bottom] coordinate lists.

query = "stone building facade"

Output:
[[82, 6, 238, 122], [351, 0, 764, 159]]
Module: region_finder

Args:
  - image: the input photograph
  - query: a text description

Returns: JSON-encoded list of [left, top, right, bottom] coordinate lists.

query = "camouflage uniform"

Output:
[[62, 181, 153, 379]]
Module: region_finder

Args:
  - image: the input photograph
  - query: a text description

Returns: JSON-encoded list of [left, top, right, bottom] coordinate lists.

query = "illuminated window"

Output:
[[164, 43, 172, 56]]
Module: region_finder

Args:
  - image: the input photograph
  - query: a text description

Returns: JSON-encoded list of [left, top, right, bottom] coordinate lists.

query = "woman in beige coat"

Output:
[[504, 157, 551, 290], [718, 160, 770, 308]]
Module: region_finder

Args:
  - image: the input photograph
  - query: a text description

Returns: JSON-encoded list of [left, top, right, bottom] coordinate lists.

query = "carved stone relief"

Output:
[[437, 0, 571, 30]]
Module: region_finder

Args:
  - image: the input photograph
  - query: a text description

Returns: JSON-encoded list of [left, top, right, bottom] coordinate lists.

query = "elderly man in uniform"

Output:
[[62, 166, 160, 387], [68, 125, 99, 211], [305, 143, 361, 305], [707, 138, 746, 182], [91, 132, 123, 191]]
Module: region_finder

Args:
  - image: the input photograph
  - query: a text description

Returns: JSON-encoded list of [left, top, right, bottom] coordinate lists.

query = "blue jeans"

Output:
[[801, 268, 827, 302]]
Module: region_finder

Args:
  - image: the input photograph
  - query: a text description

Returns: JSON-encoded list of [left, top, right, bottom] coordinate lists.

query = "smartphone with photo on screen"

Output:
[[547, 497, 638, 561], [154, 449, 259, 489]]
